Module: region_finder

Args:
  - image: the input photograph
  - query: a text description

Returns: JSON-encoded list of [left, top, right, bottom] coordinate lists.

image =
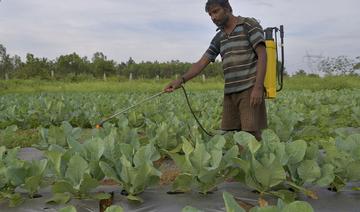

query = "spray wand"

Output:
[[95, 91, 166, 128], [95, 86, 212, 137]]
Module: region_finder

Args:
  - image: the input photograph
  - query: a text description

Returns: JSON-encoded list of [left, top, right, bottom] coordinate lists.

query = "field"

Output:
[[0, 76, 360, 211], [1, 75, 360, 94]]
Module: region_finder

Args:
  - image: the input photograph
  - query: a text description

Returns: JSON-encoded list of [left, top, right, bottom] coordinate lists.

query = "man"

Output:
[[164, 0, 267, 140]]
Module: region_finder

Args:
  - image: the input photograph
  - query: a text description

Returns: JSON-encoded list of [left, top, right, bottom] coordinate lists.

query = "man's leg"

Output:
[[221, 94, 241, 131], [238, 87, 268, 141]]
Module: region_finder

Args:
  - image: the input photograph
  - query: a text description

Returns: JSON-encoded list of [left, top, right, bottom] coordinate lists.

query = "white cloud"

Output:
[[0, 0, 359, 73]]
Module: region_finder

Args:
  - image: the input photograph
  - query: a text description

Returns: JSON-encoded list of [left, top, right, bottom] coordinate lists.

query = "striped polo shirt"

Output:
[[204, 16, 265, 94]]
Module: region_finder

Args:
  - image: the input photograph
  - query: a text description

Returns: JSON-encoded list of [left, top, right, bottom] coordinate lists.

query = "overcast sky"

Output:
[[0, 0, 359, 73]]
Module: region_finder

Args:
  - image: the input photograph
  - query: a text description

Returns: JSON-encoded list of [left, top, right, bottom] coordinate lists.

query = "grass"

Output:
[[0, 127, 95, 149], [0, 128, 40, 148], [0, 75, 359, 94], [283, 75, 360, 90], [0, 78, 223, 94]]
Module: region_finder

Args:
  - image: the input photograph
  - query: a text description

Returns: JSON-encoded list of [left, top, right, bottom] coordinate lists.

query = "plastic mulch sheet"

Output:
[[1, 182, 359, 212]]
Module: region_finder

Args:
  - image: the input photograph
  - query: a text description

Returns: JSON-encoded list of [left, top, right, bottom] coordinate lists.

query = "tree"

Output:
[[11, 55, 22, 70], [282, 70, 289, 77], [354, 56, 360, 70], [0, 44, 7, 79], [294, 69, 307, 76], [55, 53, 90, 77], [15, 53, 52, 79], [91, 52, 117, 77], [355, 63, 360, 70], [0, 44, 5, 62], [0, 44, 13, 80], [318, 56, 357, 75], [127, 57, 136, 66], [0, 43, 231, 80]]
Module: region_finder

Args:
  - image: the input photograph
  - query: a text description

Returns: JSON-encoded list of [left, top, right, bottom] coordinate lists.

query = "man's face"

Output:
[[207, 4, 230, 28]]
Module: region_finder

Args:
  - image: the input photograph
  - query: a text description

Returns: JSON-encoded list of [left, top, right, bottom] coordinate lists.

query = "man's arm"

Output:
[[250, 43, 267, 107], [164, 55, 211, 92]]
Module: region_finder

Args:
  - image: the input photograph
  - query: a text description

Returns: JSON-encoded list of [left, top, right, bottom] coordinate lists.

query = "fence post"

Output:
[[202, 74, 206, 82], [129, 73, 133, 81], [103, 72, 107, 81]]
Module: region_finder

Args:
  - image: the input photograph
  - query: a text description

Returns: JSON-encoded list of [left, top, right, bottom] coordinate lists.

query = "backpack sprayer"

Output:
[[264, 25, 285, 99]]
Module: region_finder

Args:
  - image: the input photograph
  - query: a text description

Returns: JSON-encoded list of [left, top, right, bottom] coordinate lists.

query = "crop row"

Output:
[[1, 119, 359, 210]]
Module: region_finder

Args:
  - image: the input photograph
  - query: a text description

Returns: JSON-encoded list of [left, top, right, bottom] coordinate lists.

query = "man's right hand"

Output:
[[163, 79, 183, 92]]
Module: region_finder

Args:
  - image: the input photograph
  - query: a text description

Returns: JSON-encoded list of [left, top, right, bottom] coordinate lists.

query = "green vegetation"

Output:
[[1, 120, 359, 209], [1, 86, 360, 210], [283, 75, 360, 90], [0, 146, 48, 206], [0, 78, 223, 94], [1, 42, 359, 82], [0, 43, 222, 81], [1, 44, 360, 210], [1, 88, 360, 146], [222, 192, 314, 212], [0, 126, 39, 148], [0, 75, 359, 94]]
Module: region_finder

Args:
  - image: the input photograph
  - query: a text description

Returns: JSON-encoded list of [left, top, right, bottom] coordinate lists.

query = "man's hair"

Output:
[[205, 0, 233, 13]]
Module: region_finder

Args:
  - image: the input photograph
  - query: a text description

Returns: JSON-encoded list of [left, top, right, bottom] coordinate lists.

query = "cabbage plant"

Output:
[[167, 135, 239, 194], [45, 137, 108, 204], [0, 146, 48, 207], [99, 138, 161, 202]]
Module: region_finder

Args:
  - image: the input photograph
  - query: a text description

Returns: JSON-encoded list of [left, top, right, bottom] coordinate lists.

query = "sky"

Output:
[[0, 0, 359, 74]]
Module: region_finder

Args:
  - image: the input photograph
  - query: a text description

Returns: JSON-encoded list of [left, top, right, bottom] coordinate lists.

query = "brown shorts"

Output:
[[221, 87, 267, 132]]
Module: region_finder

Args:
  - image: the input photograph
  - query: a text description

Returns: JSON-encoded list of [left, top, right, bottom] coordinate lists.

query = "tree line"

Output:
[[0, 44, 222, 81], [0, 43, 359, 81]]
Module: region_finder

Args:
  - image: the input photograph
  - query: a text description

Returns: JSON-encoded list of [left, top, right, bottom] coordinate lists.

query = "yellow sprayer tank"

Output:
[[264, 39, 277, 98], [263, 25, 284, 99]]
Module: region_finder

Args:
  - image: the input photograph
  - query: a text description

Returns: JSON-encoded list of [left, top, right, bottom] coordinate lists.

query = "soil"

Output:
[[157, 158, 180, 186]]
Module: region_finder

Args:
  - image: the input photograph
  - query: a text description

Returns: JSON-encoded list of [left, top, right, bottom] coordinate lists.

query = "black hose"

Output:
[[180, 85, 213, 137], [277, 25, 285, 92]]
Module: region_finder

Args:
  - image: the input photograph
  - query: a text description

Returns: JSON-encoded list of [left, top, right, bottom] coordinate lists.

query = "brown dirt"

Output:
[[157, 157, 180, 186], [100, 179, 118, 186]]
